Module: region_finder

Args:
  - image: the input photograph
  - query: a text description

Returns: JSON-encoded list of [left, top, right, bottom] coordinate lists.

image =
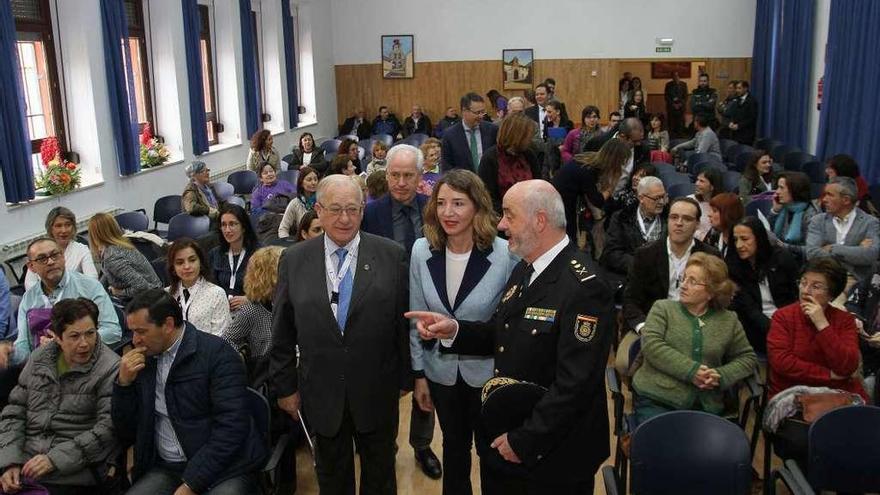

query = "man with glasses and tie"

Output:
[[270, 175, 411, 494], [361, 144, 442, 480], [441, 92, 499, 172], [5, 238, 120, 368], [407, 180, 615, 495]]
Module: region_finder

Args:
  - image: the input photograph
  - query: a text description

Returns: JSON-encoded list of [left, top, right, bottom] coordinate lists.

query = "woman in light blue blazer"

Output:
[[410, 169, 517, 495]]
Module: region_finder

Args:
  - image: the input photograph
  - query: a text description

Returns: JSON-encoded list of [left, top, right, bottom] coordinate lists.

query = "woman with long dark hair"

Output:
[[278, 165, 319, 239], [478, 114, 541, 214], [486, 89, 508, 121], [289, 132, 326, 173], [165, 238, 230, 336], [768, 171, 818, 260], [739, 149, 775, 203], [561, 105, 603, 163], [689, 167, 724, 241], [208, 203, 260, 311], [728, 217, 799, 353], [246, 129, 280, 172]]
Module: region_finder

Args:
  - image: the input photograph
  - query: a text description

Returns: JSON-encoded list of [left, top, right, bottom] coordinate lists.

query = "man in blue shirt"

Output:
[[7, 238, 121, 366]]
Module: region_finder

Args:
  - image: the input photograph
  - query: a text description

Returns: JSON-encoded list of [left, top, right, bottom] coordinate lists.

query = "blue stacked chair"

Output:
[[320, 138, 341, 153], [800, 161, 825, 183], [771, 144, 800, 164], [668, 182, 696, 198], [152, 195, 183, 236], [166, 213, 210, 241], [114, 210, 150, 232], [723, 171, 742, 193], [227, 170, 259, 196]]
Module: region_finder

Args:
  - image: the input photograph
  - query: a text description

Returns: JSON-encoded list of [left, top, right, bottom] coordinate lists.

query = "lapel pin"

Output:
[[363, 264, 370, 271]]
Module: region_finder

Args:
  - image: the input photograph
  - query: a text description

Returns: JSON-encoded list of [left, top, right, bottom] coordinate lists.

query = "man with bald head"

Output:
[[407, 180, 614, 494], [270, 175, 411, 494]]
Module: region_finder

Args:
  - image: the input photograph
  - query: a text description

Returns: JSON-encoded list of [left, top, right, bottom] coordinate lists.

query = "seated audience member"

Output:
[[222, 246, 283, 378], [366, 171, 388, 203], [689, 167, 724, 240], [11, 238, 121, 367], [418, 138, 443, 195], [114, 289, 267, 495], [486, 89, 508, 120], [601, 176, 667, 276], [670, 114, 722, 161], [337, 138, 363, 174], [768, 171, 817, 261], [246, 129, 280, 173], [825, 154, 878, 214], [339, 107, 371, 140], [409, 170, 517, 494], [553, 139, 630, 243], [0, 299, 120, 494], [645, 114, 671, 163], [728, 217, 799, 353], [562, 105, 603, 163], [404, 105, 432, 137], [606, 162, 658, 219], [704, 192, 745, 258], [289, 132, 326, 173], [845, 264, 880, 399], [365, 140, 389, 175], [623, 198, 721, 335], [278, 165, 319, 239], [478, 114, 541, 215], [441, 92, 498, 172], [165, 238, 230, 336], [250, 163, 295, 217], [326, 155, 357, 177], [767, 257, 868, 400], [25, 207, 98, 290], [88, 213, 162, 302], [738, 150, 775, 203], [208, 204, 259, 311], [436, 106, 461, 136], [181, 161, 220, 220], [371, 106, 402, 138], [633, 252, 757, 424], [806, 176, 880, 285], [601, 111, 623, 133], [295, 210, 323, 242]]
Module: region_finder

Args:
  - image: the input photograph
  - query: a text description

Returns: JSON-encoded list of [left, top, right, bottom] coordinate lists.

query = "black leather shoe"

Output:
[[414, 447, 442, 479]]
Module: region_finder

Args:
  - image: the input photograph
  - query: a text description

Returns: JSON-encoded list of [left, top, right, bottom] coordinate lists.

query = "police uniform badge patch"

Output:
[[575, 314, 598, 343], [501, 285, 518, 303]]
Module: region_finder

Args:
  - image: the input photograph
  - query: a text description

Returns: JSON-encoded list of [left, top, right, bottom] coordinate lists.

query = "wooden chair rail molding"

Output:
[[335, 57, 751, 128]]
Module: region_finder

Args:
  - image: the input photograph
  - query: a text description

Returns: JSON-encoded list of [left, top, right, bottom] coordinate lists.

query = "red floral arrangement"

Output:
[[140, 123, 170, 168], [35, 137, 81, 195]]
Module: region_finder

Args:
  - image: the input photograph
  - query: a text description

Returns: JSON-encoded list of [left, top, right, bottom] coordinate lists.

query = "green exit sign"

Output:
[[656, 46, 672, 53]]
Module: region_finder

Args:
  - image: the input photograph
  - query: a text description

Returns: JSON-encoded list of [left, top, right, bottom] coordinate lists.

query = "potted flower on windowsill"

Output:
[[140, 123, 170, 169], [35, 137, 82, 196]]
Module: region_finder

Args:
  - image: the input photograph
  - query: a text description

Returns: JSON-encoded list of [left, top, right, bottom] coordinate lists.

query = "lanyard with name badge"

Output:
[[327, 249, 354, 318], [228, 249, 246, 291]]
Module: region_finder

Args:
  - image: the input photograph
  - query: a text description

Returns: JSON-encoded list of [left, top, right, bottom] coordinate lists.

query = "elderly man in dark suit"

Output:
[[361, 143, 441, 479], [338, 107, 371, 140], [270, 175, 411, 494], [441, 93, 498, 172]]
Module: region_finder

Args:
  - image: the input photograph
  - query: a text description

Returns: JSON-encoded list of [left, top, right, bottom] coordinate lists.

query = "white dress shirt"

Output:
[[832, 209, 857, 244], [155, 329, 187, 462]]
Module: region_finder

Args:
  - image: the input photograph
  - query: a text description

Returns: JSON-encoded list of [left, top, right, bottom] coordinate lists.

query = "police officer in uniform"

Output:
[[407, 180, 614, 495]]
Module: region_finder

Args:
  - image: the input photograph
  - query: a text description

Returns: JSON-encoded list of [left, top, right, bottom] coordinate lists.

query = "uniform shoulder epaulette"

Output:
[[568, 258, 596, 283]]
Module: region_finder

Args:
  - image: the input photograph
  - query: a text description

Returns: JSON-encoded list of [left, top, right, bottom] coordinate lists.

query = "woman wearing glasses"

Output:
[[767, 257, 868, 401], [632, 252, 757, 425]]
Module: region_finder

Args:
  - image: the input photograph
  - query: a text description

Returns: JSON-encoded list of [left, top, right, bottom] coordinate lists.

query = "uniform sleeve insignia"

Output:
[[569, 259, 596, 282], [501, 284, 518, 303], [575, 314, 598, 343]]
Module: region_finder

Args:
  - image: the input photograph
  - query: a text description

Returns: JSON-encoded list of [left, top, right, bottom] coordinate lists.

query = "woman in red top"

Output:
[[767, 257, 868, 401]]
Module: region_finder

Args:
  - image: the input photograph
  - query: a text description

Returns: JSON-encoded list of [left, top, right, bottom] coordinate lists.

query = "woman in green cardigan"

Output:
[[632, 252, 757, 425]]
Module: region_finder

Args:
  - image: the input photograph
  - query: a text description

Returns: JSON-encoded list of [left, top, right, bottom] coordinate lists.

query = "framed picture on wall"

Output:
[[381, 35, 414, 79], [651, 61, 692, 79], [502, 49, 533, 90]]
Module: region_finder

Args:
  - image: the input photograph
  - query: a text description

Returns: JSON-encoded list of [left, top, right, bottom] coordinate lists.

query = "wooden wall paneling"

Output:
[[335, 58, 749, 133]]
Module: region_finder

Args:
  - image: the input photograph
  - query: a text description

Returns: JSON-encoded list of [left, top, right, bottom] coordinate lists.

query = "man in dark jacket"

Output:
[[338, 107, 371, 140], [665, 72, 689, 137], [403, 105, 433, 137], [372, 106, 403, 138], [114, 289, 266, 495], [726, 81, 758, 145], [601, 176, 668, 276]]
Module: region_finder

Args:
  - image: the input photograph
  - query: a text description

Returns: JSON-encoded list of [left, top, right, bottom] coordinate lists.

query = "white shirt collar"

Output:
[[324, 232, 361, 256], [529, 236, 570, 285], [667, 237, 695, 262]]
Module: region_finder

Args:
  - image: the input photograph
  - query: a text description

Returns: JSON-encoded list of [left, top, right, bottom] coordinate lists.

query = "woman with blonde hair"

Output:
[[632, 252, 757, 424], [87, 212, 161, 301], [24, 207, 98, 289], [409, 169, 517, 494], [418, 137, 442, 195], [478, 113, 541, 214], [553, 138, 631, 242]]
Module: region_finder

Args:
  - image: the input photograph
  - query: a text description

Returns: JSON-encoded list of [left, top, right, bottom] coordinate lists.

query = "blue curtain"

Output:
[[767, 0, 814, 149], [751, 0, 780, 139], [182, 0, 209, 155], [239, 0, 260, 140], [817, 0, 880, 185], [100, 0, 140, 176], [281, 0, 298, 128], [0, 0, 34, 203]]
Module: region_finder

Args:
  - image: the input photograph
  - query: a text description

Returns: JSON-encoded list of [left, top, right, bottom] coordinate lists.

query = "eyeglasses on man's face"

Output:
[[30, 250, 63, 265], [320, 204, 363, 217]]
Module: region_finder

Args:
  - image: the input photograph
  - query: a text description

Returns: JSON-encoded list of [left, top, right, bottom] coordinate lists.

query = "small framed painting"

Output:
[[651, 61, 692, 79], [503, 49, 533, 90], [381, 35, 414, 79]]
